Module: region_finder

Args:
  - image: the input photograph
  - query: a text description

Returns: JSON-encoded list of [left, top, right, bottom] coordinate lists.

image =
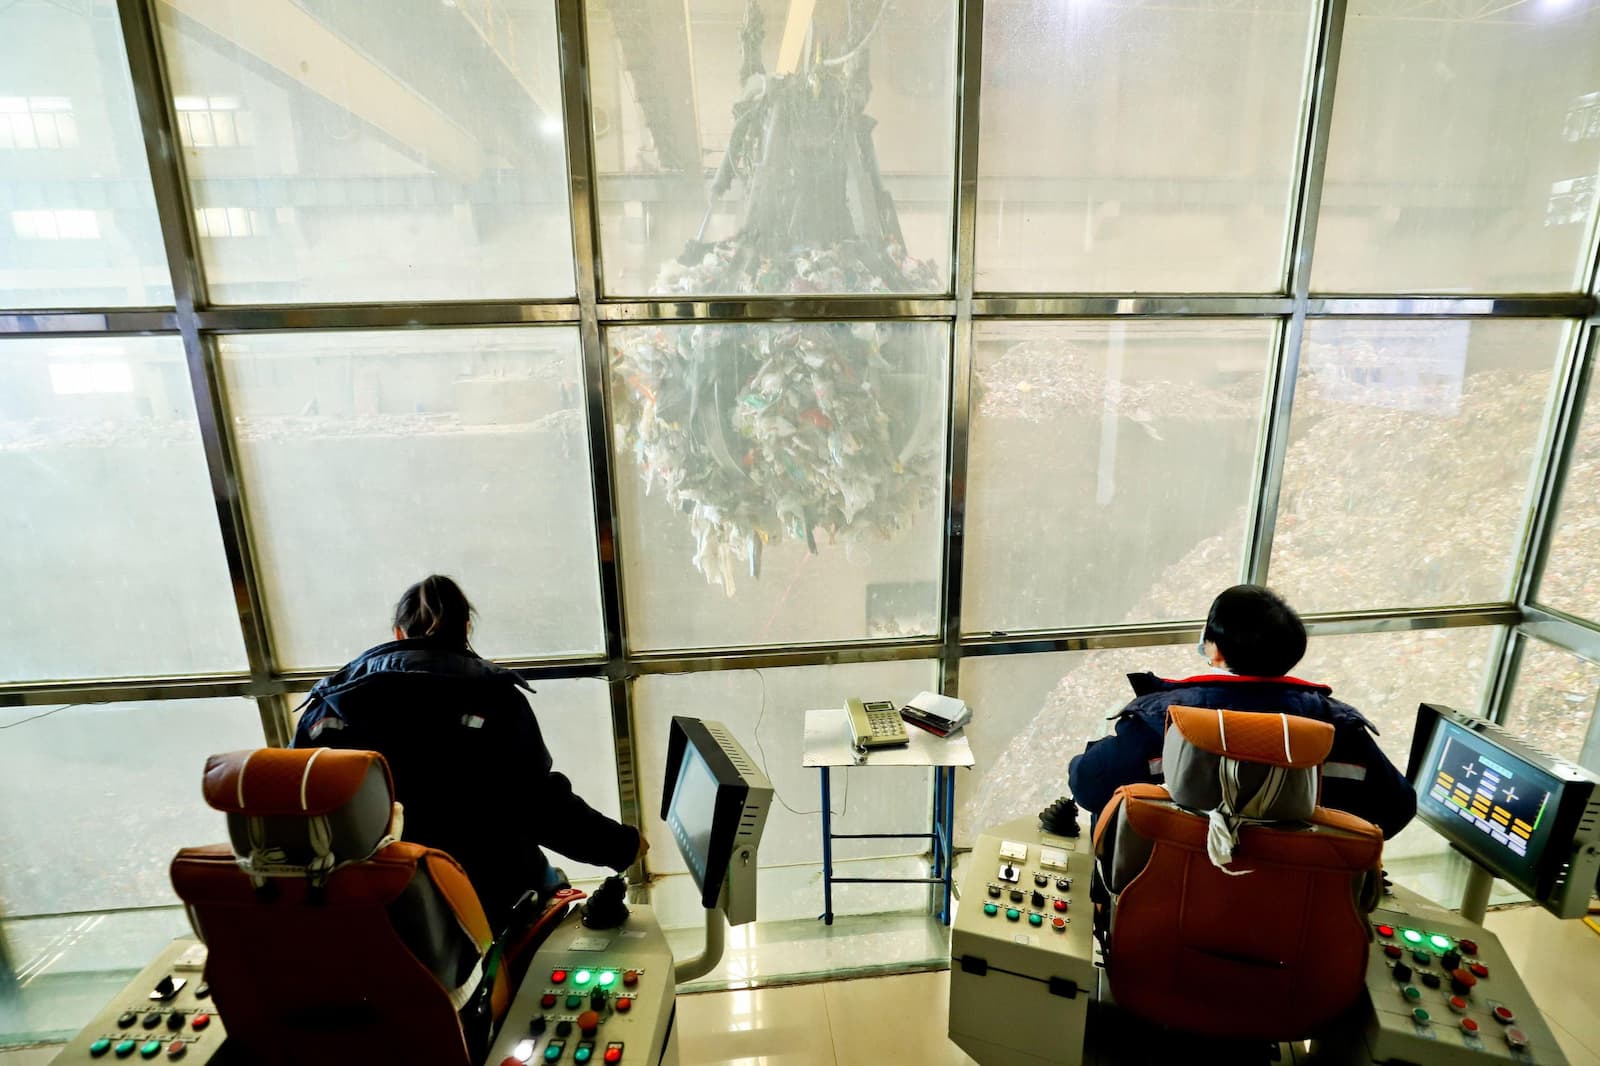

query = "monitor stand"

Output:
[[673, 907, 727, 984], [1459, 858, 1495, 926]]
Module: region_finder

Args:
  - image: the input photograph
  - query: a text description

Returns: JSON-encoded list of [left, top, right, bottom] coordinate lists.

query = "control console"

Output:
[[1354, 886, 1567, 1065], [486, 903, 678, 1066], [49, 940, 225, 1065], [948, 815, 1097, 1066]]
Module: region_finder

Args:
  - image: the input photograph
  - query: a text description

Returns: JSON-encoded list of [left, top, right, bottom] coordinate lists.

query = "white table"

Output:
[[801, 707, 976, 926]]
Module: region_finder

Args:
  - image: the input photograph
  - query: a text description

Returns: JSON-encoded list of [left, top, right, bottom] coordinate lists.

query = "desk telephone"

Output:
[[846, 698, 910, 750]]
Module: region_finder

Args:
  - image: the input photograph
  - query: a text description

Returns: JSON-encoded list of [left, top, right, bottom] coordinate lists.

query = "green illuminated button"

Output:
[[983, 903, 998, 916], [140, 1040, 162, 1059], [1402, 929, 1423, 945], [1402, 986, 1422, 1003], [566, 994, 583, 1010], [1005, 908, 1021, 922], [575, 1046, 595, 1065], [115, 1040, 137, 1058], [1412, 1008, 1431, 1025], [1028, 913, 1043, 927], [574, 970, 592, 986], [598, 971, 616, 987], [545, 1041, 566, 1063], [1430, 934, 1452, 951], [90, 1039, 112, 1057]]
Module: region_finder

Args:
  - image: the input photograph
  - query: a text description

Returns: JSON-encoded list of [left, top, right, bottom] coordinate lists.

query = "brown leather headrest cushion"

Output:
[[202, 748, 394, 816], [1168, 706, 1334, 769]]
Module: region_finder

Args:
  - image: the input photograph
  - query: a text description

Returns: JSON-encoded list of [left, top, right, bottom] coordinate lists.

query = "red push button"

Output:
[[615, 997, 632, 1013], [603, 1044, 623, 1064], [1493, 1006, 1515, 1024], [1383, 944, 1404, 959], [622, 971, 638, 988], [1461, 1018, 1480, 1035], [1376, 924, 1395, 938], [541, 994, 558, 1009], [1448, 997, 1468, 1013], [189, 1015, 209, 1032], [165, 1042, 186, 1061], [1051, 917, 1066, 931], [1506, 1027, 1530, 1050], [1053, 899, 1068, 912], [1470, 963, 1489, 979], [577, 1010, 601, 1038], [502, 1059, 524, 1066], [551, 969, 568, 984], [1459, 939, 1479, 956]]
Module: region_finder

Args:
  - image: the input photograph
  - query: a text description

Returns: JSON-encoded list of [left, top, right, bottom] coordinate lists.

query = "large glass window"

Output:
[[609, 321, 949, 650], [154, 0, 575, 303], [0, 698, 265, 917], [1315, 0, 1600, 293], [964, 321, 1273, 633], [1503, 637, 1600, 769], [634, 660, 938, 928], [976, 0, 1318, 294], [957, 626, 1497, 850], [0, 336, 246, 682], [528, 678, 624, 883], [1270, 319, 1568, 612], [219, 327, 603, 669], [0, 0, 171, 308], [1537, 346, 1600, 623], [585, 0, 958, 297]]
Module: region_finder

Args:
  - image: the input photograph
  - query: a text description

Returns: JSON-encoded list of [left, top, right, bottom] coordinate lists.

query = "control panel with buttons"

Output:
[[485, 903, 677, 1066], [1357, 886, 1567, 1065], [49, 940, 225, 1066], [949, 816, 1096, 1066]]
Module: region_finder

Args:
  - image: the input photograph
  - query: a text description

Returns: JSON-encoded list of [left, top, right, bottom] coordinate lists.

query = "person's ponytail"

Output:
[[393, 575, 474, 651]]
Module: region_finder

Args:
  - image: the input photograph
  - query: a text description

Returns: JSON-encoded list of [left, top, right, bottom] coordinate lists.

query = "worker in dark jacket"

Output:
[[292, 575, 645, 930], [1069, 585, 1416, 839]]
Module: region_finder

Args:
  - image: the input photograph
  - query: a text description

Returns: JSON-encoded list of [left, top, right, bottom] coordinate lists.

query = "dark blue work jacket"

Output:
[[291, 639, 639, 929], [1068, 672, 1417, 839]]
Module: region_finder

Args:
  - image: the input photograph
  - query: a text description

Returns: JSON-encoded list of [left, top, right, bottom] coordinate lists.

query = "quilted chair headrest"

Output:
[[202, 749, 400, 884], [1163, 707, 1335, 873]]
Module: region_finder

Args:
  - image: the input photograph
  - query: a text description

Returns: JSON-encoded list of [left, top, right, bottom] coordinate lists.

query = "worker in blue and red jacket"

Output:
[[1069, 585, 1416, 839]]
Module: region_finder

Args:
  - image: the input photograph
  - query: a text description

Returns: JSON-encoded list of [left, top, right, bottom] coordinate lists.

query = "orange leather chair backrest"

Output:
[[170, 749, 510, 1066], [1092, 707, 1384, 1042]]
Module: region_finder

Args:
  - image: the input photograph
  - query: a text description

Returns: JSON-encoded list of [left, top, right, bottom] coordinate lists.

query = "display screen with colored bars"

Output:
[[1416, 716, 1563, 888]]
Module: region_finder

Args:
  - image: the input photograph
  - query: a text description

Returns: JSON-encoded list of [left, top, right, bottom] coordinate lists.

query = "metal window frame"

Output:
[[1, 0, 1599, 926]]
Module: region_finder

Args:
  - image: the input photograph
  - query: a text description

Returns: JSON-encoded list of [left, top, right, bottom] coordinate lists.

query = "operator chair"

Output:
[[169, 748, 575, 1066], [1092, 706, 1385, 1042]]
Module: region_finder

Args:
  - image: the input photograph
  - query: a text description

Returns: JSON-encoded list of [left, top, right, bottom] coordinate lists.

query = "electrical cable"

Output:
[[750, 668, 848, 817], [0, 704, 82, 730]]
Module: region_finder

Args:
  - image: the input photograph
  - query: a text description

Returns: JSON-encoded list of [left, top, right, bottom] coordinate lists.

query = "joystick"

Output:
[[1038, 797, 1082, 838], [582, 876, 631, 930]]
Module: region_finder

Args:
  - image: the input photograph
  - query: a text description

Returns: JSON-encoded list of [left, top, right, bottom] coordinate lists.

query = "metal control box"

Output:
[[949, 816, 1098, 1066], [49, 939, 226, 1066], [486, 903, 679, 1066], [1351, 887, 1567, 1066]]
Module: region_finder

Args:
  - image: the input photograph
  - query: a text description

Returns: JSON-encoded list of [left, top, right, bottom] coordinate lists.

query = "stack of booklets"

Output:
[[899, 691, 972, 738]]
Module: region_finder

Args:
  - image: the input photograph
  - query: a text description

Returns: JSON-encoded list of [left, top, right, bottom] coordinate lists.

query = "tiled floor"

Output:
[[6, 906, 1597, 1065]]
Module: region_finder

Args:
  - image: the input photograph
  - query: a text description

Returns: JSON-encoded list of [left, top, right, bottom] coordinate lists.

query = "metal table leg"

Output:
[[934, 765, 947, 921], [820, 766, 834, 925]]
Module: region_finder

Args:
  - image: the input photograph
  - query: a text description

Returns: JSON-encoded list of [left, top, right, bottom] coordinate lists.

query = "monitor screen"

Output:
[[667, 744, 721, 892], [1415, 715, 1565, 889]]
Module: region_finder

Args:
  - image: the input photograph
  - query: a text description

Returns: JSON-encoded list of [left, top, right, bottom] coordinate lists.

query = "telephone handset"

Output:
[[846, 698, 910, 751]]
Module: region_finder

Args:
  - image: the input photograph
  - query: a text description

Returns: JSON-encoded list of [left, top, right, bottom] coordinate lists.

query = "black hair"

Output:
[[392, 575, 475, 650], [1202, 584, 1306, 678]]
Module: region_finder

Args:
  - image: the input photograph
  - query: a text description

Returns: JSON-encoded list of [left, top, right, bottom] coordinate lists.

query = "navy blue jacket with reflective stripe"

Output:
[[291, 638, 639, 930], [1067, 672, 1417, 840]]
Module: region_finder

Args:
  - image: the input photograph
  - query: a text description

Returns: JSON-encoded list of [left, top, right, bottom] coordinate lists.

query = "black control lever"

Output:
[[581, 875, 631, 930], [1039, 796, 1082, 838]]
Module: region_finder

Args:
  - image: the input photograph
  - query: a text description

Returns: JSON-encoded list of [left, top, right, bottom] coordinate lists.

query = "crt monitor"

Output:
[[660, 716, 773, 925], [1407, 703, 1600, 919]]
